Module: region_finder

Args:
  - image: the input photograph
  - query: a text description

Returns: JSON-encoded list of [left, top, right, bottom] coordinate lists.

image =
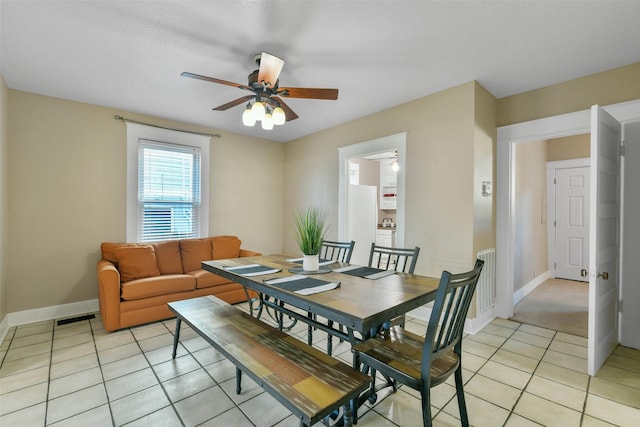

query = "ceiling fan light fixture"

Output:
[[272, 106, 286, 125], [242, 104, 256, 126], [261, 112, 274, 130], [251, 101, 265, 121]]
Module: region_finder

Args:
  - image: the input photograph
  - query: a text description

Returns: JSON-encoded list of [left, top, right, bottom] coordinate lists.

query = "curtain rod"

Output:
[[114, 115, 221, 138]]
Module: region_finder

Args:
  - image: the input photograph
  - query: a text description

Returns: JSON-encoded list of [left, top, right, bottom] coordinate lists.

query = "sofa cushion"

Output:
[[180, 238, 213, 273], [151, 240, 184, 274], [121, 274, 196, 300], [114, 245, 161, 282], [212, 236, 242, 260], [101, 242, 144, 265], [187, 269, 232, 289]]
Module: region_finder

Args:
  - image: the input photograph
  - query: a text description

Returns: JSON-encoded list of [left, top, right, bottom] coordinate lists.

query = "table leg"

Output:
[[172, 317, 182, 359], [343, 404, 353, 427]]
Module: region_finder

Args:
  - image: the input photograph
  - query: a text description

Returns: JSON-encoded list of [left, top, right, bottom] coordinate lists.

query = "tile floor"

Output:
[[1, 302, 639, 427]]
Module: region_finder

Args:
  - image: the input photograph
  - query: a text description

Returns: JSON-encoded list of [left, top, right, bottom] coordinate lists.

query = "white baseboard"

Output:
[[513, 271, 551, 306], [0, 316, 9, 346], [407, 305, 492, 336], [0, 299, 99, 343]]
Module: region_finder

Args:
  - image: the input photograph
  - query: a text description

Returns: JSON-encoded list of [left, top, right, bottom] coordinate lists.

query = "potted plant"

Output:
[[293, 206, 328, 271]]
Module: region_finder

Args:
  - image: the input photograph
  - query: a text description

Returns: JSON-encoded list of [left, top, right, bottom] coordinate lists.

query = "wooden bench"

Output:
[[168, 296, 371, 427]]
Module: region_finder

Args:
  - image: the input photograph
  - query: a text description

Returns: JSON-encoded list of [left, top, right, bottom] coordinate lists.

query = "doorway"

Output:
[[497, 100, 640, 375], [509, 138, 590, 335], [338, 132, 407, 251]]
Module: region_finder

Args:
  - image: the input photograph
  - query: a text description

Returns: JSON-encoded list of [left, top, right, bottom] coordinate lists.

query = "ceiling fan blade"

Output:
[[212, 95, 255, 111], [257, 52, 285, 88], [277, 87, 338, 100], [181, 72, 252, 91], [272, 96, 299, 121]]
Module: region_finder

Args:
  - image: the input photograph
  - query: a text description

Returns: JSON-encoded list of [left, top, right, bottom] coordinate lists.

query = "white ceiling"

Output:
[[1, 1, 639, 143]]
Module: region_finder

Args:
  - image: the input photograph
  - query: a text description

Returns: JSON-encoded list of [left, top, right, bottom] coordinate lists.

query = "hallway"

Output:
[[510, 279, 588, 337]]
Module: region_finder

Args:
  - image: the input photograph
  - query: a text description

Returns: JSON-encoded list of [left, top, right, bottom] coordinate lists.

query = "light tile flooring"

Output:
[[1, 302, 639, 427]]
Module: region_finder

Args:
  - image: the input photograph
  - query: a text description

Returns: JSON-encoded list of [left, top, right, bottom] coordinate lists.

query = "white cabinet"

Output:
[[376, 229, 393, 247], [380, 159, 397, 210]]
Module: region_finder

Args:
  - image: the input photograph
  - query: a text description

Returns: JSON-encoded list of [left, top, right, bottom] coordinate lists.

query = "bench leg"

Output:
[[236, 367, 242, 394], [172, 318, 182, 359]]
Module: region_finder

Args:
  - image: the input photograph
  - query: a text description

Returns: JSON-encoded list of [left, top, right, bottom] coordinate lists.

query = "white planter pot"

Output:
[[303, 254, 319, 272]]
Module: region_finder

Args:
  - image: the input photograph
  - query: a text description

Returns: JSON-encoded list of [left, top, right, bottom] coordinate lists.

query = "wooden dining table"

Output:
[[202, 254, 440, 422], [202, 254, 440, 346]]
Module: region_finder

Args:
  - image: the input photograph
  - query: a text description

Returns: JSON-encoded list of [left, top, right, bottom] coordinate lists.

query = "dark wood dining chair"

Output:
[[368, 242, 420, 274], [326, 243, 420, 356], [319, 239, 355, 263], [352, 259, 484, 427], [311, 240, 355, 354], [370, 243, 420, 329]]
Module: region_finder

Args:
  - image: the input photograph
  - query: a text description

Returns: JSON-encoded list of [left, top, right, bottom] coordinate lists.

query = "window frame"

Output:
[[126, 123, 210, 242]]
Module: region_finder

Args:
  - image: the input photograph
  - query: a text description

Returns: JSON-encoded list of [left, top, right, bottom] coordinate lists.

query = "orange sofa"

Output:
[[97, 235, 259, 331]]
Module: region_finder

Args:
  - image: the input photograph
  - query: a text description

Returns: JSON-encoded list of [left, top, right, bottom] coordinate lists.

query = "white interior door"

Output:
[[588, 105, 621, 376], [555, 166, 590, 281]]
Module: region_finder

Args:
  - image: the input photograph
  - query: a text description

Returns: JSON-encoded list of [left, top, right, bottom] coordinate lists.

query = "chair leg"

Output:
[[369, 367, 377, 397], [454, 365, 469, 427], [420, 387, 433, 427]]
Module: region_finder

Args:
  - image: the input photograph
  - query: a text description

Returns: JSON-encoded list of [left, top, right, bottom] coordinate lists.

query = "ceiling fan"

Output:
[[181, 52, 339, 129]]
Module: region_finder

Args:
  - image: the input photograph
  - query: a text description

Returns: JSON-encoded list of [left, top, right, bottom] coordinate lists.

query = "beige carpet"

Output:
[[510, 278, 588, 337]]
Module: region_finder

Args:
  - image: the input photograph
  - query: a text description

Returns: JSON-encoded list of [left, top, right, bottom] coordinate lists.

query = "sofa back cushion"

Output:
[[114, 245, 161, 282], [101, 242, 144, 265], [151, 240, 184, 274], [212, 236, 242, 260], [180, 238, 214, 272]]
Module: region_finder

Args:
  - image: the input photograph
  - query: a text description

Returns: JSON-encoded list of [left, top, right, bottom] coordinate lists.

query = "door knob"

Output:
[[580, 269, 609, 280]]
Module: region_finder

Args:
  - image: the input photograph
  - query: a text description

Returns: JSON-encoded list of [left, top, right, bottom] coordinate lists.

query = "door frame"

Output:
[[546, 157, 590, 280], [496, 99, 640, 320]]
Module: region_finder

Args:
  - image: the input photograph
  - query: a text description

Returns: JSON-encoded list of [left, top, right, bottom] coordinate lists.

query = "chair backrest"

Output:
[[320, 240, 356, 263], [368, 243, 420, 274], [421, 259, 484, 379]]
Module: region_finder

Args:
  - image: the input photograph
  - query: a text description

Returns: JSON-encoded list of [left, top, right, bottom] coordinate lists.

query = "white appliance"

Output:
[[347, 184, 378, 265]]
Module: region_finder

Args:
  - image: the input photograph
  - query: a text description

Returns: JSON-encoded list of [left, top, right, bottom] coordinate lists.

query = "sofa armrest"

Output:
[[97, 259, 122, 332], [239, 249, 261, 258]]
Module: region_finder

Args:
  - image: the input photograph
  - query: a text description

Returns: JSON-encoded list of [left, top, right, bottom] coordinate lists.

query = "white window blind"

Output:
[[137, 140, 201, 242], [126, 122, 210, 243]]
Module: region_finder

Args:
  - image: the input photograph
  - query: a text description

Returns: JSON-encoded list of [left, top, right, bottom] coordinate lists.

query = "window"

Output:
[[127, 123, 209, 242]]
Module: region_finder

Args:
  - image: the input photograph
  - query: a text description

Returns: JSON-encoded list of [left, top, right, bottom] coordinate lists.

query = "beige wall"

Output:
[[5, 61, 636, 319], [473, 82, 497, 256], [0, 75, 8, 322], [6, 90, 284, 313], [514, 141, 548, 291], [547, 133, 590, 162], [284, 81, 496, 277], [497, 62, 640, 126]]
